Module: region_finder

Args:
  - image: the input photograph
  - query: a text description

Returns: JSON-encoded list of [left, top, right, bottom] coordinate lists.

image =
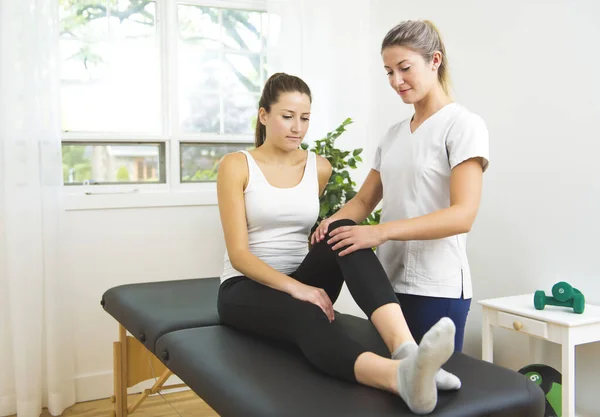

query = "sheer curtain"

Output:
[[0, 0, 76, 416]]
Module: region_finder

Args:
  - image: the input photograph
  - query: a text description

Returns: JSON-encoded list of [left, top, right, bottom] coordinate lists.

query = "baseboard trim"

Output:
[[75, 371, 187, 403]]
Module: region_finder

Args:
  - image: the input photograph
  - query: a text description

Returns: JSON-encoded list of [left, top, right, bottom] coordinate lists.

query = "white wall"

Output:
[[63, 206, 225, 400], [63, 0, 600, 413], [370, 0, 600, 414]]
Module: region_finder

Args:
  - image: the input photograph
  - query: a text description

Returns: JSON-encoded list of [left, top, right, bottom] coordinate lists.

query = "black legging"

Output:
[[217, 219, 399, 382]]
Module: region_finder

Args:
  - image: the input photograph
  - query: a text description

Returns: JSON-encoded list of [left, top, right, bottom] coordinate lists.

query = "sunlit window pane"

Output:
[[62, 142, 165, 185], [180, 91, 221, 134], [177, 5, 267, 134], [223, 53, 261, 94], [178, 5, 221, 49], [224, 94, 258, 135], [59, 1, 161, 133], [59, 0, 108, 41], [178, 47, 221, 133], [222, 10, 263, 52], [180, 143, 253, 182]]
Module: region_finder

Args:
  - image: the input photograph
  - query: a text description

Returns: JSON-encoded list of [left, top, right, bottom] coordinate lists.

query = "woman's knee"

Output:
[[310, 218, 356, 254], [300, 302, 333, 326], [310, 218, 356, 256], [328, 218, 356, 234]]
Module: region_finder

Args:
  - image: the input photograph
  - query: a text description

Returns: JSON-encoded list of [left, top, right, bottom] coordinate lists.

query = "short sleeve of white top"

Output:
[[373, 103, 489, 299]]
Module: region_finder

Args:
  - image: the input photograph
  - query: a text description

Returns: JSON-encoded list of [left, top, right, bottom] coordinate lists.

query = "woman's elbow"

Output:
[[228, 249, 248, 271], [460, 222, 473, 234], [456, 206, 478, 234]]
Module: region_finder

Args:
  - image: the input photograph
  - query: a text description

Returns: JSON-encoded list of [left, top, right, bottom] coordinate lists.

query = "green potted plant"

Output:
[[302, 117, 381, 227]]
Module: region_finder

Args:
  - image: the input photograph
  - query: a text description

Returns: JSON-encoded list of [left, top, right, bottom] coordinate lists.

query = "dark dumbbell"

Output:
[[533, 282, 585, 314]]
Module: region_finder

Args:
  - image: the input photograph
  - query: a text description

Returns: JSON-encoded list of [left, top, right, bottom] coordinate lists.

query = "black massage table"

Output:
[[101, 277, 545, 417]]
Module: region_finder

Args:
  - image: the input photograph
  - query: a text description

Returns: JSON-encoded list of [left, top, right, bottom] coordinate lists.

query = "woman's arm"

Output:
[[381, 157, 484, 241], [332, 168, 383, 223], [312, 168, 383, 243], [328, 158, 484, 255]]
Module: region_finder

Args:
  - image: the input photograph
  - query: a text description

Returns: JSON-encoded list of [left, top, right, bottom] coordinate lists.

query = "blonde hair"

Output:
[[381, 20, 451, 95]]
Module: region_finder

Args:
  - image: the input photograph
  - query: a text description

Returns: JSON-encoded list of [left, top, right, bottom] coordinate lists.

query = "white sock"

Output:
[[395, 317, 456, 415], [392, 339, 461, 390]]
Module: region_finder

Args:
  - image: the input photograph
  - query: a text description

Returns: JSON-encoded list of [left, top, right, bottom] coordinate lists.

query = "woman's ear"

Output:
[[258, 107, 268, 126], [432, 51, 443, 70]]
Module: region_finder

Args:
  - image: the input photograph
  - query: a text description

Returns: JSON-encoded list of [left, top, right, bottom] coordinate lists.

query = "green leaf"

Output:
[[306, 116, 379, 228], [328, 193, 338, 205]]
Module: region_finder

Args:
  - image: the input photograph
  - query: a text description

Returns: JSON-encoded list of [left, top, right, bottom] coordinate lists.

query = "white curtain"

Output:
[[0, 0, 76, 416]]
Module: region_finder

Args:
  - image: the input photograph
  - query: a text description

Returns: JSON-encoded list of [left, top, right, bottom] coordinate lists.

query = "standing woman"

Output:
[[313, 20, 490, 353]]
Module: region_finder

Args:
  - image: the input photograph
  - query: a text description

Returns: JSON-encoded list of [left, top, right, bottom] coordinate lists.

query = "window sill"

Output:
[[63, 187, 218, 211]]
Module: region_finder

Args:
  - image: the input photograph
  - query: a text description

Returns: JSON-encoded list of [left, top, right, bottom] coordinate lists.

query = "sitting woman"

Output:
[[216, 72, 459, 415]]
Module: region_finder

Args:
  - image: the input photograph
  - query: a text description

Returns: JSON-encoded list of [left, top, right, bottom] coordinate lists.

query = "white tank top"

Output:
[[220, 150, 320, 282]]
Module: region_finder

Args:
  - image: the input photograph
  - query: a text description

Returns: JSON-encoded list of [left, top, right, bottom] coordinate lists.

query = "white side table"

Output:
[[479, 294, 600, 417]]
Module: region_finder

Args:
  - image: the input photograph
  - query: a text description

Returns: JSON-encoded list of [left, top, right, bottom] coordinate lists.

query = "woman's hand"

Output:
[[327, 224, 386, 256], [310, 217, 336, 245], [289, 282, 335, 322]]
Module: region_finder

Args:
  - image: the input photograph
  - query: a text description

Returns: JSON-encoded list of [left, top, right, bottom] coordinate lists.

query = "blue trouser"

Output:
[[395, 293, 471, 352]]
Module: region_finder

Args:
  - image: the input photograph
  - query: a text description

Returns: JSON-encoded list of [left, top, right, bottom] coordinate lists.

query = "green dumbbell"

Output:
[[534, 281, 585, 314]]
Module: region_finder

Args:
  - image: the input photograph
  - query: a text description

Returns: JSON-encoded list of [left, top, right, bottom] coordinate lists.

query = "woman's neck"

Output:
[[254, 142, 301, 165], [412, 85, 452, 124]]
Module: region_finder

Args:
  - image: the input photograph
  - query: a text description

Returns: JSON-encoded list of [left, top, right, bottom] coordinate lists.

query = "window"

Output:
[[180, 142, 254, 182], [59, 0, 268, 200], [62, 142, 166, 185]]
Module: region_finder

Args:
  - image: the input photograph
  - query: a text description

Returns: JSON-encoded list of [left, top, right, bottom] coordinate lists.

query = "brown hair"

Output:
[[381, 20, 451, 95], [254, 73, 312, 148]]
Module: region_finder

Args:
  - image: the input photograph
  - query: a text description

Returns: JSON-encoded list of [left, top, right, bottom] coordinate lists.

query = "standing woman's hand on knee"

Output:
[[327, 224, 386, 256], [311, 217, 335, 245], [289, 282, 335, 322]]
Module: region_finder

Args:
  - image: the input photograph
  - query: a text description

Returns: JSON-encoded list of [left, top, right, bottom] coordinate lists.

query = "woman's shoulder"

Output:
[[220, 150, 247, 168], [218, 151, 249, 181], [448, 103, 487, 130], [314, 152, 332, 176]]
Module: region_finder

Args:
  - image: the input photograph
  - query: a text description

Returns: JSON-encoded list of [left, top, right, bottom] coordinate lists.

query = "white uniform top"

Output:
[[373, 103, 490, 299], [220, 150, 320, 283]]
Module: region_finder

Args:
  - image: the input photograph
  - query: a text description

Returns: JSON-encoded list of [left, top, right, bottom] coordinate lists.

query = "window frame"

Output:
[[62, 0, 267, 210]]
